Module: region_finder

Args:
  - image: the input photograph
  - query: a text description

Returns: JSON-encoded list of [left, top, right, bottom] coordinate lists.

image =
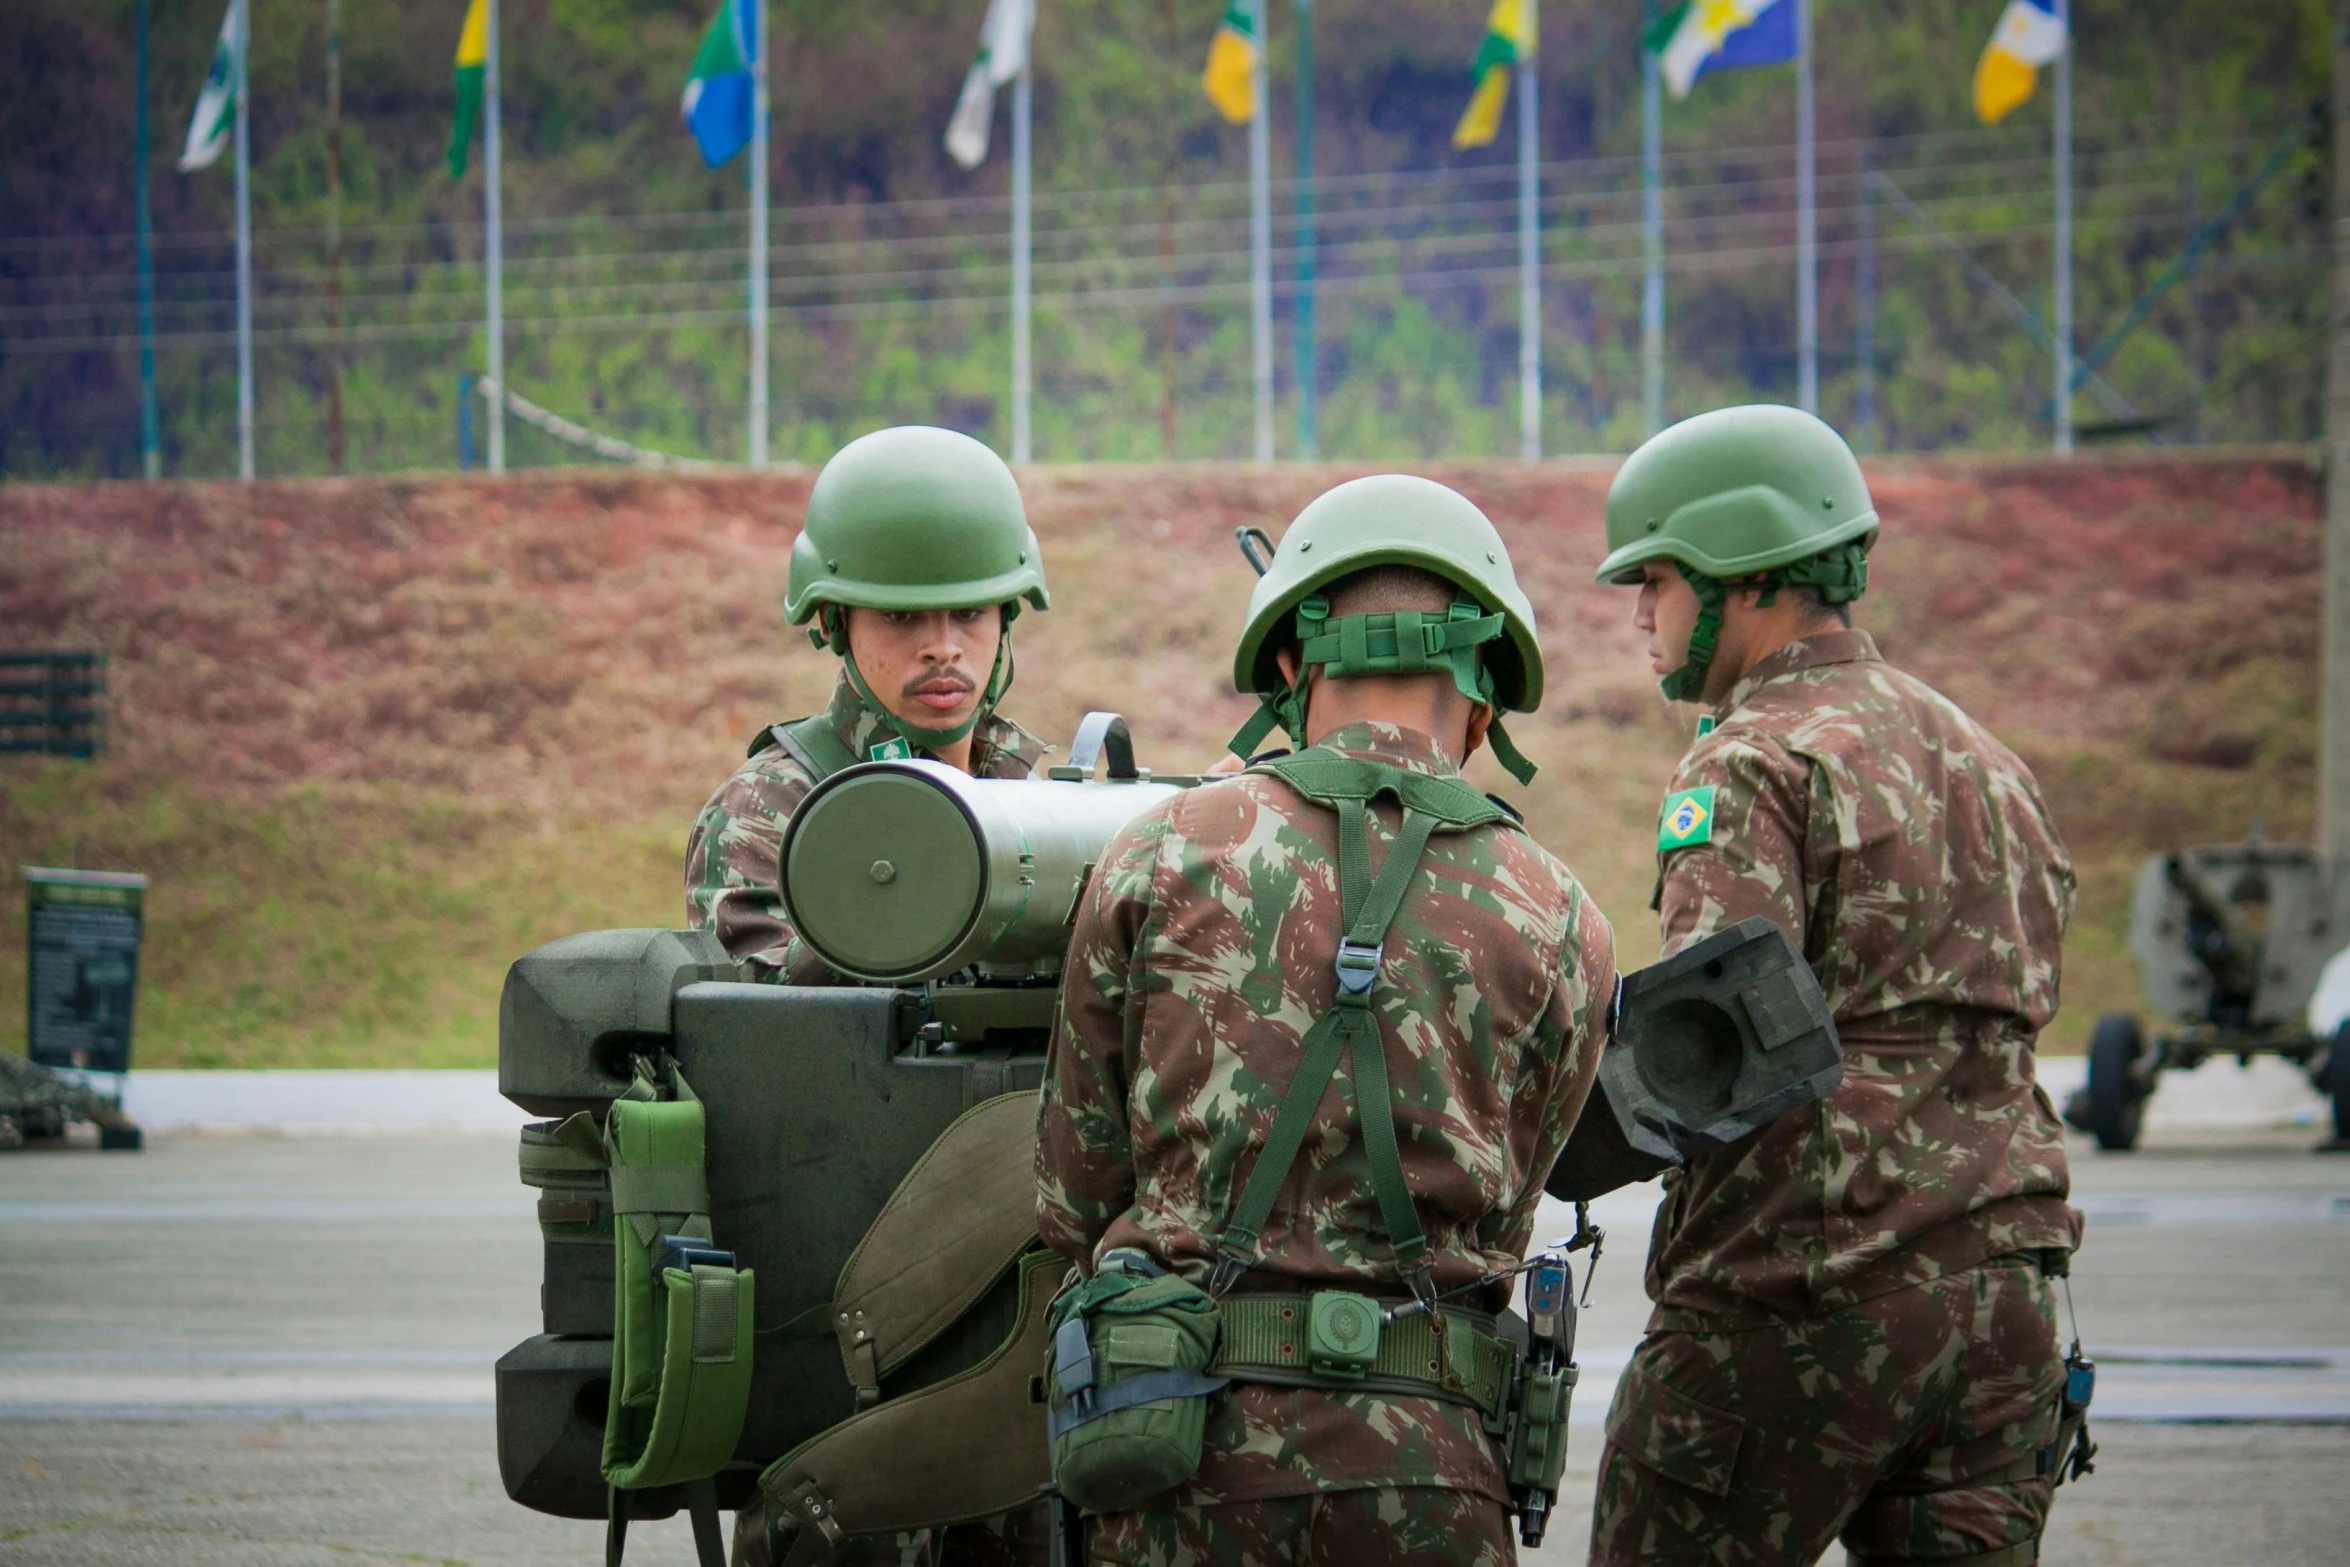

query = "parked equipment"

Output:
[[2067, 835, 2350, 1151]]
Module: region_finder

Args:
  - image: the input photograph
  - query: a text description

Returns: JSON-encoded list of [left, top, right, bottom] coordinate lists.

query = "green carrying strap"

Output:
[[1228, 598, 1537, 785], [1659, 543, 1868, 703], [755, 710, 862, 779], [600, 1054, 755, 1554], [1208, 756, 1506, 1301], [812, 603, 1016, 754]]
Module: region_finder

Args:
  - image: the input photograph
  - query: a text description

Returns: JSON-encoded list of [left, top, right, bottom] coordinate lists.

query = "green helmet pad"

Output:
[[1232, 475, 1542, 713]]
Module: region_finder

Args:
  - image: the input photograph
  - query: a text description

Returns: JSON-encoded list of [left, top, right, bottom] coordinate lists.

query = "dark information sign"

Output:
[[25, 867, 147, 1075]]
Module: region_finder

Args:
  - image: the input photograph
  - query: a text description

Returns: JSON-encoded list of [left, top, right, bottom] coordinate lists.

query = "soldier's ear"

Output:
[[1463, 702, 1493, 764], [1274, 646, 1300, 686]]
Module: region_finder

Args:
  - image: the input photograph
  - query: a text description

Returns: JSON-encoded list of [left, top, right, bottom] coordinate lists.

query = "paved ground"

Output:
[[1, 1124, 2344, 1566]]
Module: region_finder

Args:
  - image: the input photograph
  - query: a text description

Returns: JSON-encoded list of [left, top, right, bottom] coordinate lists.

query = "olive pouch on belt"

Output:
[[1044, 1252, 1228, 1513], [600, 1057, 755, 1494]]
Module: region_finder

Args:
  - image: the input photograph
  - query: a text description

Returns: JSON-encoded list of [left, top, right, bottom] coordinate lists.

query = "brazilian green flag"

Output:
[[448, 0, 489, 177]]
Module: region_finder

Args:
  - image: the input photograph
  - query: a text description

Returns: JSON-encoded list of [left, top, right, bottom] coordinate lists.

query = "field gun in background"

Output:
[[489, 714, 1841, 1558], [2069, 833, 2350, 1151]]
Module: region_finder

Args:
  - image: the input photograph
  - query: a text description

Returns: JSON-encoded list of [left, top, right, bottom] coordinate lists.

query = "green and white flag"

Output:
[[178, 0, 244, 172], [944, 0, 1032, 170]]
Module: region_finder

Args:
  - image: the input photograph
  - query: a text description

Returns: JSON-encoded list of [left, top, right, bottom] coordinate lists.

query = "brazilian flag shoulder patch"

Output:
[[1657, 785, 1716, 852]]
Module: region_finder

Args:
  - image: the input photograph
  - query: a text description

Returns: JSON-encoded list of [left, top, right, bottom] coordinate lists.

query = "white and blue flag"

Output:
[[1647, 0, 1798, 101]]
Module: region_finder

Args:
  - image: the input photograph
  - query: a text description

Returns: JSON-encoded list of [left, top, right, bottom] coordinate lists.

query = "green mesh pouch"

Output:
[[1044, 1252, 1228, 1513], [600, 1056, 755, 1496]]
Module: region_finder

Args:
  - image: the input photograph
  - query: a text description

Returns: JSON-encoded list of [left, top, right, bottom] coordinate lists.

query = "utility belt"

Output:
[[1210, 1293, 1517, 1424], [1044, 1250, 1585, 1545]]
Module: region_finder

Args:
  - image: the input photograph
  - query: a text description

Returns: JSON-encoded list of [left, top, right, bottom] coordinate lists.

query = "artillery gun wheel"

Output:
[[2326, 1023, 2350, 1150], [2088, 1014, 2147, 1152]]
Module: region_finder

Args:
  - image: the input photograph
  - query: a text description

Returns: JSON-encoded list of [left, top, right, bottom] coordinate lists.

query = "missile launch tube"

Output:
[[780, 760, 1184, 983]]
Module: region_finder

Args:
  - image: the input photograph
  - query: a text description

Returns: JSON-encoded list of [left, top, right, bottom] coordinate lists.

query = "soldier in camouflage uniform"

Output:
[[700, 426, 1055, 1567], [1587, 406, 2083, 1567], [1038, 476, 1617, 1566], [685, 425, 1051, 983]]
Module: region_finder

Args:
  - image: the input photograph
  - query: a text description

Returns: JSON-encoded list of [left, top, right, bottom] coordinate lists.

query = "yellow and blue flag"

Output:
[[1202, 0, 1258, 125], [1974, 0, 2066, 125], [682, 0, 760, 169], [1646, 0, 1796, 101], [1452, 0, 1535, 151]]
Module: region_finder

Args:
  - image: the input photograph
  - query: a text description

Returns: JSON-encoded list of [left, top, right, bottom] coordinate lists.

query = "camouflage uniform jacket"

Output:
[[1036, 721, 1616, 1503], [684, 674, 1047, 980], [1647, 628, 2081, 1330]]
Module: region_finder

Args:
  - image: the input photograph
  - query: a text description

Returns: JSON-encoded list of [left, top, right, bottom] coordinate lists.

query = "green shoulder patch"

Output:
[[1657, 785, 1717, 852], [867, 736, 915, 762]]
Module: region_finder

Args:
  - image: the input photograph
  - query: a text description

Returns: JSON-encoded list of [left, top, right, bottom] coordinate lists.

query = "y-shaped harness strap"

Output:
[[1208, 755, 1509, 1303], [1228, 597, 1537, 784]]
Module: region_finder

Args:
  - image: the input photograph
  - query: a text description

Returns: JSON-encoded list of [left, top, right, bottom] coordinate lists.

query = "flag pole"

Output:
[[1795, 0, 1817, 414], [749, 0, 770, 468], [233, 0, 253, 480], [1640, 0, 1664, 437], [1247, 0, 1273, 463], [136, 0, 160, 481], [1856, 143, 1876, 451], [1516, 0, 1540, 460], [2052, 0, 2074, 455], [1295, 0, 1316, 460], [1012, 21, 1033, 465], [485, 0, 505, 474]]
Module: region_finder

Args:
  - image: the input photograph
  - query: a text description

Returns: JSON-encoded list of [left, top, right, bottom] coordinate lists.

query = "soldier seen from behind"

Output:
[[685, 425, 1052, 983], [1036, 477, 1616, 1566], [1586, 405, 2085, 1567]]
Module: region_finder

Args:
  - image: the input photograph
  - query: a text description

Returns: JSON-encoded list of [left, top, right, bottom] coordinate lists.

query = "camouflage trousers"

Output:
[[1589, 1257, 2064, 1567], [1086, 1487, 1514, 1567], [729, 1497, 1051, 1567]]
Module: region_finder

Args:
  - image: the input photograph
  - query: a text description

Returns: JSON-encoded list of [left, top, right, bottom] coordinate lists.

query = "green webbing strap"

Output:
[[1660, 563, 1728, 703], [765, 712, 861, 780], [1210, 781, 1443, 1299], [601, 1055, 755, 1521], [1213, 1297, 1515, 1418], [1261, 753, 1505, 830], [1227, 597, 1537, 784], [1296, 604, 1505, 682]]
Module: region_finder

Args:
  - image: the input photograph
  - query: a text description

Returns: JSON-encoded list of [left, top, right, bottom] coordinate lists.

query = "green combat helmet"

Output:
[[1229, 474, 1544, 784], [786, 425, 1050, 751], [1596, 404, 1878, 701]]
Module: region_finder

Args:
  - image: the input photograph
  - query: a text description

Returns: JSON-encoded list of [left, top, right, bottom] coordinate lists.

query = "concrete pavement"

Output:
[[1, 1124, 2344, 1565]]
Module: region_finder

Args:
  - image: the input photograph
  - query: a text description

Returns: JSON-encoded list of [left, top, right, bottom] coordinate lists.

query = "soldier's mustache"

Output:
[[903, 669, 975, 699]]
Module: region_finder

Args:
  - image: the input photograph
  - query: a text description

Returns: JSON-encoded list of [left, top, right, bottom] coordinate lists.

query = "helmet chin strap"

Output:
[[1658, 544, 1866, 705], [1659, 564, 1727, 704], [1227, 596, 1537, 785], [817, 605, 1014, 754]]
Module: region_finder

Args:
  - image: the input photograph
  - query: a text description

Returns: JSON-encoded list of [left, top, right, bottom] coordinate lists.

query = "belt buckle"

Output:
[[1306, 1291, 1383, 1381]]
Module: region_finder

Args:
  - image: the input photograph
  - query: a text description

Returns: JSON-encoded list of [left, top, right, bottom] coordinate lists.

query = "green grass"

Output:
[[1, 760, 680, 1068]]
